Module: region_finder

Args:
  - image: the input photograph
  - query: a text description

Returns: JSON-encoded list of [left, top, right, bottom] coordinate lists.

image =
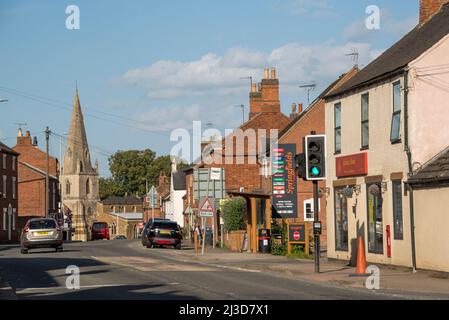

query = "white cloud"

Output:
[[273, 0, 334, 16], [121, 42, 379, 100]]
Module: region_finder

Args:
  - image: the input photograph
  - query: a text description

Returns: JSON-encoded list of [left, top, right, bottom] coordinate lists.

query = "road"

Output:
[[0, 240, 411, 300]]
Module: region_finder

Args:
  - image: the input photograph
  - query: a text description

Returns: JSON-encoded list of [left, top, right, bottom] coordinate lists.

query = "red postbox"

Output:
[[386, 225, 392, 258]]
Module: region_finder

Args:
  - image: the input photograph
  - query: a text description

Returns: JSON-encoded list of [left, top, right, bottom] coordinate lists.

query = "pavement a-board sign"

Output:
[[199, 197, 215, 217], [272, 144, 298, 219]]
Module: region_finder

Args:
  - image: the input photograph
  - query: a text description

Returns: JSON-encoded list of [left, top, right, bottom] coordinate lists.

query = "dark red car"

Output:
[[91, 222, 110, 240]]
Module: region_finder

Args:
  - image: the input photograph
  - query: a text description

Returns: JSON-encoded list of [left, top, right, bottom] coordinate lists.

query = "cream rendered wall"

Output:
[[325, 77, 412, 267], [408, 33, 449, 167], [414, 187, 449, 272]]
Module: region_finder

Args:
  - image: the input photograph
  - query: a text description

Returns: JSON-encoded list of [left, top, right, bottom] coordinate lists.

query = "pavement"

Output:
[[0, 240, 448, 300]]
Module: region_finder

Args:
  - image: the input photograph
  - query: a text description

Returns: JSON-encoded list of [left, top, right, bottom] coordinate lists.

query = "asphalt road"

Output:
[[0, 240, 408, 300]]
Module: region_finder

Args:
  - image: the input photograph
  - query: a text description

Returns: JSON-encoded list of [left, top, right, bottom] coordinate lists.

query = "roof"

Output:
[[19, 161, 58, 180], [0, 141, 19, 155], [173, 171, 186, 190], [408, 146, 449, 187], [327, 3, 449, 99], [107, 212, 143, 220], [102, 196, 142, 205]]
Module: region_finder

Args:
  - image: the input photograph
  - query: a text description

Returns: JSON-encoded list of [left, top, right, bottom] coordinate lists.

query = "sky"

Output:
[[0, 0, 419, 177]]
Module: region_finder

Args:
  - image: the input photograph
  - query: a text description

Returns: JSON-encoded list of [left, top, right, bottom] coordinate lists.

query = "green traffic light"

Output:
[[311, 166, 320, 176]]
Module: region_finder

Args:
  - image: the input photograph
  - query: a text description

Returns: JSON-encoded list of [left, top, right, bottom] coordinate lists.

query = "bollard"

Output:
[[194, 230, 199, 255]]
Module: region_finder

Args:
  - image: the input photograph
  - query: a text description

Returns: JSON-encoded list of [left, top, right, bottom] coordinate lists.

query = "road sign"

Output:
[[210, 168, 221, 181], [199, 197, 215, 217], [293, 231, 300, 241]]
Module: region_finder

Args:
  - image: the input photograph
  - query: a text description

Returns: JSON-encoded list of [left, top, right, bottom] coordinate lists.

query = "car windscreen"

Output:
[[152, 222, 178, 230], [93, 223, 107, 230], [29, 220, 57, 230]]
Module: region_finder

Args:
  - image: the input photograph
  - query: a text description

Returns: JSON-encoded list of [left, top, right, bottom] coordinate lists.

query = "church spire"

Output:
[[63, 89, 93, 175]]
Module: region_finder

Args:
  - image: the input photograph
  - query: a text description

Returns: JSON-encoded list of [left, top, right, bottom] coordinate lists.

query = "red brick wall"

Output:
[[279, 100, 328, 246], [420, 0, 449, 25]]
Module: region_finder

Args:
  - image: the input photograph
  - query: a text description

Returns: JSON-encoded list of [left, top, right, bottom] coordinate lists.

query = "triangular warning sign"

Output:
[[200, 197, 214, 212]]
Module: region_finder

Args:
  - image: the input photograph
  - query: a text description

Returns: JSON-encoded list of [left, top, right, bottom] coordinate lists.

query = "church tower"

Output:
[[61, 90, 100, 241]]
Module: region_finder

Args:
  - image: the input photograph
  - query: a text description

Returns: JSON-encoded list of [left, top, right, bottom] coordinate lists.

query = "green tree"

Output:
[[222, 198, 245, 232], [99, 149, 189, 199]]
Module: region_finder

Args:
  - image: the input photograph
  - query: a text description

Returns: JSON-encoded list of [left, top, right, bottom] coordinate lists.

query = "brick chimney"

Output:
[[298, 103, 304, 114], [16, 130, 32, 146], [249, 67, 281, 119], [420, 0, 449, 25], [290, 103, 298, 119]]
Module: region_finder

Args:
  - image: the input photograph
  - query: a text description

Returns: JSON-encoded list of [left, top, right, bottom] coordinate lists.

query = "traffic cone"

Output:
[[354, 235, 368, 276]]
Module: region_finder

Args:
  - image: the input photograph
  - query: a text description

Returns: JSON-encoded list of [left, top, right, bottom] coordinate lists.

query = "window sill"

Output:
[[391, 139, 402, 145], [360, 146, 369, 151], [334, 151, 342, 156]]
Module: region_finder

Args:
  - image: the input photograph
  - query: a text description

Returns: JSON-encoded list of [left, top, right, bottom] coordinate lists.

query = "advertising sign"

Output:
[[336, 153, 368, 178], [272, 144, 297, 219], [288, 223, 306, 243]]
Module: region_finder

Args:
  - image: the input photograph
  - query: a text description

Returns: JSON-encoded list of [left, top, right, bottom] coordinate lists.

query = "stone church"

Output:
[[61, 90, 100, 241]]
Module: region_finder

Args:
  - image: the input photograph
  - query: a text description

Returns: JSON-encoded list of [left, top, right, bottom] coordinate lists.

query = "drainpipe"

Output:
[[403, 68, 417, 272]]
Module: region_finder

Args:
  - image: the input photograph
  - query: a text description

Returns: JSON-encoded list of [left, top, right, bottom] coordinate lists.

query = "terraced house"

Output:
[[324, 1, 449, 271]]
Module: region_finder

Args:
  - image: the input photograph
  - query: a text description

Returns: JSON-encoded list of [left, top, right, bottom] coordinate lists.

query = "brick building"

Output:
[[12, 130, 60, 231], [0, 141, 19, 243], [277, 67, 358, 249], [142, 171, 170, 222]]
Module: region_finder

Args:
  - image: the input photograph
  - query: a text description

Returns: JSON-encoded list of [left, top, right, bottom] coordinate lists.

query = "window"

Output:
[[334, 188, 349, 251], [79, 161, 83, 173], [390, 82, 402, 142], [367, 183, 384, 254], [334, 103, 342, 153], [392, 181, 403, 240], [361, 93, 369, 149], [12, 156, 16, 171], [2, 175, 6, 198], [2, 208, 6, 231], [2, 154, 6, 170], [12, 177, 16, 199], [86, 179, 90, 195], [66, 180, 71, 195]]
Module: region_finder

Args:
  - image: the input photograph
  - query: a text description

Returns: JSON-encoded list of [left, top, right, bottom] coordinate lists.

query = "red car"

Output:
[[91, 222, 110, 240]]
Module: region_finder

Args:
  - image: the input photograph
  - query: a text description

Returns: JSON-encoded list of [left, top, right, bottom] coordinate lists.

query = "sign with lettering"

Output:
[[288, 223, 306, 243], [336, 153, 368, 178], [272, 144, 297, 219]]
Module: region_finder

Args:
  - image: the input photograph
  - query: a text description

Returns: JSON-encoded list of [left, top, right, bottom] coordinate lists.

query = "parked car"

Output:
[[91, 222, 110, 240], [20, 218, 63, 254], [141, 218, 170, 247], [114, 235, 127, 240], [145, 220, 182, 250]]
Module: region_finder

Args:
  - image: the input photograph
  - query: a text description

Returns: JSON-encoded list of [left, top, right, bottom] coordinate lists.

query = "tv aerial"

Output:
[[299, 82, 317, 105], [346, 48, 359, 67]]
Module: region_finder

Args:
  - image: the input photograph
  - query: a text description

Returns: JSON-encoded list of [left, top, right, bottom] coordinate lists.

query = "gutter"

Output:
[[403, 68, 417, 272]]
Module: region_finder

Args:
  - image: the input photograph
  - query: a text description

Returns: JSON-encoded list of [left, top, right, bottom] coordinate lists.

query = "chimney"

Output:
[[16, 130, 32, 145], [264, 67, 269, 79], [32, 136, 38, 146], [251, 83, 257, 93], [290, 103, 298, 119], [298, 103, 304, 114], [420, 0, 448, 25], [18, 128, 23, 137], [270, 67, 276, 79], [26, 130, 31, 137]]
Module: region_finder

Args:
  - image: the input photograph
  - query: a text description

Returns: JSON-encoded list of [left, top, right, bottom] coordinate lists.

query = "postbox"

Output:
[[386, 225, 392, 258]]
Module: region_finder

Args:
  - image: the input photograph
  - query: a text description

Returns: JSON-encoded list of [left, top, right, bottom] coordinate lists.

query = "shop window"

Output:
[[361, 93, 369, 149], [390, 82, 402, 143], [334, 103, 342, 153], [392, 181, 403, 240], [334, 188, 348, 252], [367, 183, 384, 254]]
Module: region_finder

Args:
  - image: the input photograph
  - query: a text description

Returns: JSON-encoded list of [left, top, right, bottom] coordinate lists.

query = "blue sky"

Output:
[[0, 0, 418, 176]]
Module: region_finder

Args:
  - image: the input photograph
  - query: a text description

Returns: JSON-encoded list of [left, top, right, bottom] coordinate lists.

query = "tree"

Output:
[[222, 198, 245, 232], [99, 149, 189, 199]]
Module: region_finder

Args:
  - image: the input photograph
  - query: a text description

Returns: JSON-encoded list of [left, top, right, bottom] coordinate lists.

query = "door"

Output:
[[367, 183, 384, 254]]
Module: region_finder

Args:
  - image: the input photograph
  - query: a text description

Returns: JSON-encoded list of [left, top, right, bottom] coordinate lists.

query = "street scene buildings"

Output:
[[1, 0, 449, 301]]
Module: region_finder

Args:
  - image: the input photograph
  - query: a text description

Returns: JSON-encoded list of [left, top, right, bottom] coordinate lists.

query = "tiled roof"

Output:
[[107, 212, 143, 220], [327, 4, 449, 98], [0, 141, 19, 155], [408, 146, 449, 187], [102, 196, 142, 205]]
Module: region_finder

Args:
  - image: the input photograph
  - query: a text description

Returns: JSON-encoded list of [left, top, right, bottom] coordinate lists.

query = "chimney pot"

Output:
[[298, 103, 304, 113], [33, 136, 38, 146], [264, 67, 269, 79], [270, 67, 276, 79], [291, 103, 297, 113], [18, 128, 23, 138], [26, 130, 31, 137], [251, 83, 257, 93]]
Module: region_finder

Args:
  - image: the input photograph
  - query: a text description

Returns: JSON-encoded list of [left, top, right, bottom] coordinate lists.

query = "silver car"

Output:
[[20, 218, 64, 254]]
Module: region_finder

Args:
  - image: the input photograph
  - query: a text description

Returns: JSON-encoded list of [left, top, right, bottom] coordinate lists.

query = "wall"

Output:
[[414, 186, 449, 272], [408, 33, 449, 167], [325, 76, 412, 267]]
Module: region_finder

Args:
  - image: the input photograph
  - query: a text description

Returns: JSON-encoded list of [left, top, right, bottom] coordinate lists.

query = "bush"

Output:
[[222, 198, 245, 232]]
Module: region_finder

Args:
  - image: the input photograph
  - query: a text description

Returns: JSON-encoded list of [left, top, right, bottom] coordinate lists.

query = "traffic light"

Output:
[[305, 135, 326, 180], [294, 153, 306, 180]]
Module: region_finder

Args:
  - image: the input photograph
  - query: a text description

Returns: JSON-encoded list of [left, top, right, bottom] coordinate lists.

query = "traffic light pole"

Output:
[[313, 180, 320, 273]]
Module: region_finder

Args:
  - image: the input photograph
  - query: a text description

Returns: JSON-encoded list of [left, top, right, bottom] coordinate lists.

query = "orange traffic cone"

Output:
[[352, 235, 368, 276]]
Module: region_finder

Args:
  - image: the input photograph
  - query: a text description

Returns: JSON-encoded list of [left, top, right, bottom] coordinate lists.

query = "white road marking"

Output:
[[16, 284, 127, 292]]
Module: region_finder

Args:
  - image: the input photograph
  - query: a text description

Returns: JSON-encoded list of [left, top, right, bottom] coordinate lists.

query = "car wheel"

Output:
[[57, 247, 64, 252], [175, 243, 182, 250], [21, 248, 28, 254]]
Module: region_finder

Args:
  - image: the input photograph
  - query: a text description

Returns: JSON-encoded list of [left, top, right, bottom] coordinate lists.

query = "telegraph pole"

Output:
[[45, 127, 50, 218]]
